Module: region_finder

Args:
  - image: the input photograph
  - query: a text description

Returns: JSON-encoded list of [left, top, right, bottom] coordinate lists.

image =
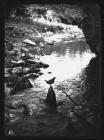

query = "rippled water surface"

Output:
[[5, 40, 97, 136], [34, 41, 95, 88]]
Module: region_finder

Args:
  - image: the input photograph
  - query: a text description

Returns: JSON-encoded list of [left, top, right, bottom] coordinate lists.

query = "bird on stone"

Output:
[[45, 77, 56, 85]]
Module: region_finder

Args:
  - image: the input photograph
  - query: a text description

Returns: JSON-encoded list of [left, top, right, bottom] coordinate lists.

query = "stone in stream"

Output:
[[36, 62, 49, 69], [23, 39, 36, 46], [26, 73, 39, 79], [23, 53, 35, 59], [47, 42, 54, 45], [10, 76, 33, 95], [21, 47, 28, 53], [29, 66, 40, 74], [44, 86, 57, 111], [26, 59, 37, 64], [11, 60, 26, 67], [48, 72, 51, 74], [42, 63, 49, 68], [38, 72, 44, 75]]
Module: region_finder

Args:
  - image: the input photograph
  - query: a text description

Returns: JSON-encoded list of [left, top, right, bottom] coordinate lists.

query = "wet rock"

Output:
[[21, 47, 28, 53], [11, 60, 25, 67], [29, 66, 40, 74], [35, 62, 42, 68], [38, 72, 44, 75], [23, 39, 36, 46], [26, 59, 37, 64], [12, 67, 22, 75], [38, 62, 49, 68], [22, 54, 35, 62], [57, 26, 63, 31], [10, 76, 33, 95], [40, 62, 48, 68], [48, 72, 51, 74], [21, 67, 30, 74], [44, 86, 57, 110], [16, 71, 24, 77], [47, 42, 54, 45], [8, 50, 16, 56], [26, 53, 35, 59], [39, 42, 44, 47], [26, 73, 39, 79]]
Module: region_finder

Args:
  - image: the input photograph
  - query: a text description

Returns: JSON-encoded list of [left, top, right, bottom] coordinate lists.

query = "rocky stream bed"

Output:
[[4, 4, 100, 137]]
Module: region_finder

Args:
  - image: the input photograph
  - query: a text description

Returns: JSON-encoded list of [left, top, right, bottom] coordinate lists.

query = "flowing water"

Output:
[[5, 40, 98, 137]]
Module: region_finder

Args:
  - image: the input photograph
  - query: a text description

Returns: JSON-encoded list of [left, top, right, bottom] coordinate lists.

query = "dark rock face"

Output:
[[79, 4, 100, 55], [10, 76, 33, 95], [85, 56, 100, 104], [45, 86, 57, 110]]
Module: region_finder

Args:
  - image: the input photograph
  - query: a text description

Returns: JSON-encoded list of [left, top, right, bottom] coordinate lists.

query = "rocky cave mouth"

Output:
[[4, 3, 101, 137]]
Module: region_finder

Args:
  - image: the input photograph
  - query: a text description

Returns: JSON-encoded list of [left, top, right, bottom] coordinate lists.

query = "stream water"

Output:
[[5, 40, 97, 137]]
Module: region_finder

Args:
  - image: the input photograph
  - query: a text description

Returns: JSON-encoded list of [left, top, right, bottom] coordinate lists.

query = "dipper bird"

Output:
[[45, 77, 56, 85]]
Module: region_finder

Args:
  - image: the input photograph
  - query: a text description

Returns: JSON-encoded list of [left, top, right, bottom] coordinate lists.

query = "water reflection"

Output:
[[33, 40, 95, 88]]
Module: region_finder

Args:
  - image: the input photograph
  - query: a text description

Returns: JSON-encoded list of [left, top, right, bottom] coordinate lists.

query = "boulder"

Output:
[[44, 86, 57, 110], [37, 62, 49, 68], [10, 76, 33, 95], [23, 39, 36, 46], [38, 72, 44, 75], [29, 66, 40, 74], [26, 59, 37, 64], [26, 73, 39, 79], [42, 63, 49, 68], [11, 60, 25, 67]]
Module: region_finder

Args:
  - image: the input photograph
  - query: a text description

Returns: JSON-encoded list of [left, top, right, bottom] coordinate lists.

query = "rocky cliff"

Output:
[[78, 4, 101, 55]]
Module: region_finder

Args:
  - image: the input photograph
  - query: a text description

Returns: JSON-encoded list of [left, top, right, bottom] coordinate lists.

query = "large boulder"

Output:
[[44, 86, 57, 110], [10, 76, 33, 95], [78, 4, 100, 55]]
